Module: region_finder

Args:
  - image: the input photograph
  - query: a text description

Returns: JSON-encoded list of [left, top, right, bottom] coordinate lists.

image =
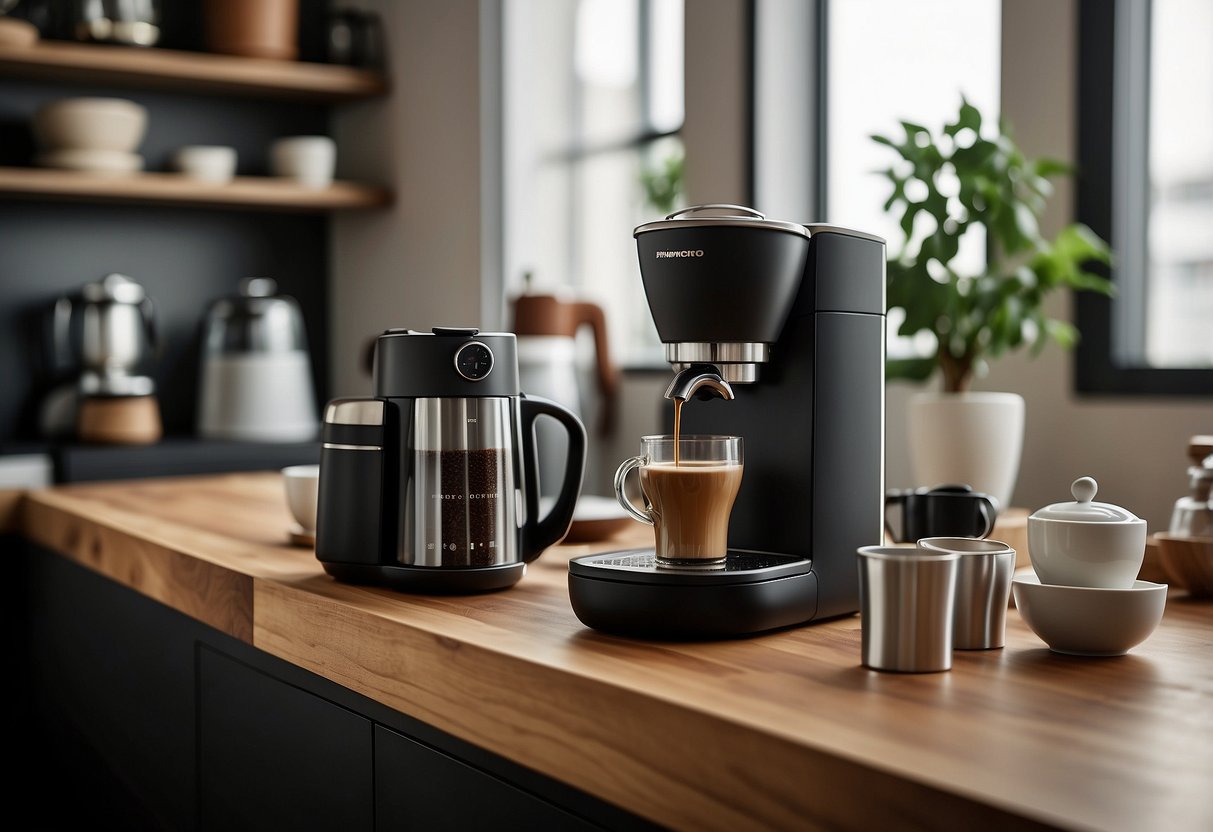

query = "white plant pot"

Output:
[[906, 391, 1025, 510]]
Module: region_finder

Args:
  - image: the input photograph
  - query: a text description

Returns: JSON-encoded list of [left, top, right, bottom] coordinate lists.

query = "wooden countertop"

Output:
[[14, 474, 1213, 831]]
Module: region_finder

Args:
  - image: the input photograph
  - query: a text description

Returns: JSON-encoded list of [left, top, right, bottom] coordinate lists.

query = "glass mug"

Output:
[[613, 435, 743, 566]]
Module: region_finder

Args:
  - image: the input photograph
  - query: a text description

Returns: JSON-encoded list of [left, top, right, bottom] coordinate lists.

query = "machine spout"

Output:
[[664, 363, 735, 402]]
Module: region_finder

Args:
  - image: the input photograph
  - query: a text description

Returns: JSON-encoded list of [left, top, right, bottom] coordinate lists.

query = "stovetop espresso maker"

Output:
[[316, 327, 586, 593], [569, 205, 886, 637]]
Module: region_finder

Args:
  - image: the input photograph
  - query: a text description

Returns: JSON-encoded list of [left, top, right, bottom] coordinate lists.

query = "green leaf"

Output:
[[945, 98, 983, 137], [1055, 223, 1112, 263], [1045, 318, 1079, 349], [899, 203, 920, 239], [1033, 157, 1072, 178], [1070, 270, 1116, 295]]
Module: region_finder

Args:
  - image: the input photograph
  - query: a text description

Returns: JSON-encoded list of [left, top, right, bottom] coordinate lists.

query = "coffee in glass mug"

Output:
[[614, 435, 743, 565]]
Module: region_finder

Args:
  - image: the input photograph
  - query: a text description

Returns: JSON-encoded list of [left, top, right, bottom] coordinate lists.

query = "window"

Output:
[[824, 0, 1001, 361], [502, 0, 684, 367], [1076, 0, 1213, 394]]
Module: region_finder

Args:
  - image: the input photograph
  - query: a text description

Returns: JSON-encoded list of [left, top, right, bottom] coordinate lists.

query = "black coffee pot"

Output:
[[315, 327, 586, 593], [884, 484, 999, 543]]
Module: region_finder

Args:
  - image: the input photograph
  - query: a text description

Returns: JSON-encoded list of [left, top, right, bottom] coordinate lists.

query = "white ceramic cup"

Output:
[[1028, 518, 1147, 588], [174, 145, 237, 184], [283, 464, 320, 533], [269, 136, 336, 188]]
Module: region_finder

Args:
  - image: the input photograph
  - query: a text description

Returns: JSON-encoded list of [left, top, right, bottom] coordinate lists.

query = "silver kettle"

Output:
[[52, 272, 157, 397], [197, 278, 318, 442]]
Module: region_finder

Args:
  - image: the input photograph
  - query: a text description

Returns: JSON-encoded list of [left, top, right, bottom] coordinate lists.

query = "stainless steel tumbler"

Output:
[[918, 537, 1017, 650], [858, 546, 959, 672]]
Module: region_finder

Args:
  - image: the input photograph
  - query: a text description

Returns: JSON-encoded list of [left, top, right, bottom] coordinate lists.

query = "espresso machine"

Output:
[[568, 205, 886, 637]]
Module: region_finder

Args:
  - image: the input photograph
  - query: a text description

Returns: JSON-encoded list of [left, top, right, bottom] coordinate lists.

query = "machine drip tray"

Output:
[[567, 550, 818, 639]]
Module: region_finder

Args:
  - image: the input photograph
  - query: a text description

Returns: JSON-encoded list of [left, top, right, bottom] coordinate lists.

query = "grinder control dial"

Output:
[[454, 341, 494, 381]]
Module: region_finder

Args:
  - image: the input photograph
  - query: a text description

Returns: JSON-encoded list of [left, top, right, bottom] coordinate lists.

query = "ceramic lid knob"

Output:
[[1031, 475, 1141, 523], [1071, 477, 1098, 504]]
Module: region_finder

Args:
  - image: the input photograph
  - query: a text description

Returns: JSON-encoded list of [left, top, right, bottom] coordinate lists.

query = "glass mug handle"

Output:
[[613, 456, 653, 526]]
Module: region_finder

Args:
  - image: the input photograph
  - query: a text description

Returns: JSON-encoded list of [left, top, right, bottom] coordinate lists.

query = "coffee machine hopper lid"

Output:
[[633, 204, 809, 237]]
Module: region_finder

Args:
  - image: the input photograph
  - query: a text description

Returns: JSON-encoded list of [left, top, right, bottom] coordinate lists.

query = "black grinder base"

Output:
[[568, 550, 817, 639], [323, 562, 527, 594]]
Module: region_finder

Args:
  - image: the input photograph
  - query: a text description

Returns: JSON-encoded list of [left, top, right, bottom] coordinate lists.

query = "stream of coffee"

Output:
[[673, 397, 684, 465]]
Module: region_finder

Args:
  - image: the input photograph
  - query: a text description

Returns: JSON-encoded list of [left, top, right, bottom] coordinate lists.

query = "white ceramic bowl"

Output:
[[270, 136, 336, 188], [173, 145, 238, 184], [0, 17, 40, 48], [1028, 477, 1147, 588], [282, 464, 320, 533], [1012, 573, 1166, 656], [33, 97, 148, 153], [36, 148, 143, 175]]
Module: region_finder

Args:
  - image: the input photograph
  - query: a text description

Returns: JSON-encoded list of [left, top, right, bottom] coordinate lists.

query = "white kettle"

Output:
[[197, 278, 318, 442], [511, 281, 618, 495]]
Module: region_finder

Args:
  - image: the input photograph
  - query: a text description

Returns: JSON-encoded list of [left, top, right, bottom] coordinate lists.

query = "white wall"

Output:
[[330, 0, 486, 398], [682, 0, 750, 204]]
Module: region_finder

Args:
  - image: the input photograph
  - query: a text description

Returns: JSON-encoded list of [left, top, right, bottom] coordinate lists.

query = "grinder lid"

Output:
[[633, 204, 810, 238]]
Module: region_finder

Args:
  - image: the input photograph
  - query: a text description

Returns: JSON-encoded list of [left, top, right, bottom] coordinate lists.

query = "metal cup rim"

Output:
[[917, 537, 1016, 556], [857, 545, 958, 562]]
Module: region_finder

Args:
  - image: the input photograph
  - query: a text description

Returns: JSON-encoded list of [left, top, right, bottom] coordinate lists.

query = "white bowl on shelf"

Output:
[[270, 136, 336, 188], [1012, 573, 1167, 656], [0, 17, 39, 48], [173, 145, 238, 184], [33, 97, 148, 153], [36, 148, 144, 175]]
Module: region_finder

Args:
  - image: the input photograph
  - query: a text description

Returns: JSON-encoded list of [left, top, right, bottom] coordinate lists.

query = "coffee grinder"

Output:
[[568, 205, 886, 638], [44, 273, 163, 444]]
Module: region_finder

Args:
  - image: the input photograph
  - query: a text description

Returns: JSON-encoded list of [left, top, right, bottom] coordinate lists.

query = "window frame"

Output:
[[1075, 0, 1213, 396], [499, 0, 686, 370]]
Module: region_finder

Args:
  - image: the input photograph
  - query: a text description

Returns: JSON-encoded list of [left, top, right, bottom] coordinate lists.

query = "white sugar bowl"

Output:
[[1028, 477, 1147, 588]]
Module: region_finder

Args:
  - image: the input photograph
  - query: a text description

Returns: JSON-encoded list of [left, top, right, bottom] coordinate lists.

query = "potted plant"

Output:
[[873, 98, 1112, 508]]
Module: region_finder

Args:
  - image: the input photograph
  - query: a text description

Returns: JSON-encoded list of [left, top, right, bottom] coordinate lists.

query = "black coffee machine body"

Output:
[[569, 205, 885, 636], [316, 327, 586, 593]]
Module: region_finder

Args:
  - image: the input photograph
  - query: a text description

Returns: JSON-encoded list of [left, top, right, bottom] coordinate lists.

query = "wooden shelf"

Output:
[[0, 167, 392, 213], [0, 41, 387, 101]]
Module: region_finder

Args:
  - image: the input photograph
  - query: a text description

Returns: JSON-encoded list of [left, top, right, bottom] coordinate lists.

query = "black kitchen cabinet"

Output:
[[23, 544, 202, 829], [15, 542, 650, 831], [374, 725, 598, 832], [198, 648, 374, 831]]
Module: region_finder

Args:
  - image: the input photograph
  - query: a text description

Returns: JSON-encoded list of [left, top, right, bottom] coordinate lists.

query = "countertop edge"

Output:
[[20, 488, 254, 642]]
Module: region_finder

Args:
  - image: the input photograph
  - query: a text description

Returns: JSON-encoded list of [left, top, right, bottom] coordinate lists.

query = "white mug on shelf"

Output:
[[270, 136, 336, 188], [173, 145, 237, 184]]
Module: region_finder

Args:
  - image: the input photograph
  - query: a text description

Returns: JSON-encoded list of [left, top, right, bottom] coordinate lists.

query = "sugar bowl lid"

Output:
[[1030, 477, 1140, 523]]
